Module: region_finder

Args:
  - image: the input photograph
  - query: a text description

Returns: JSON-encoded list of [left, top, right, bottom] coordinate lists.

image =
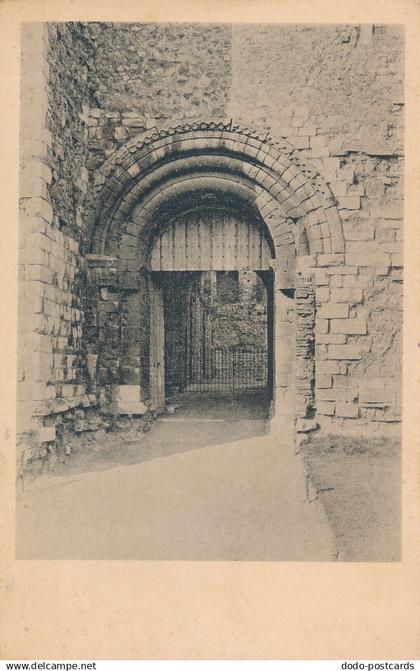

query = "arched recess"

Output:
[[86, 121, 345, 423]]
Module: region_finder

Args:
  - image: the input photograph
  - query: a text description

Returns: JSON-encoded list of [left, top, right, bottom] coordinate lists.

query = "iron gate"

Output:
[[186, 345, 268, 393]]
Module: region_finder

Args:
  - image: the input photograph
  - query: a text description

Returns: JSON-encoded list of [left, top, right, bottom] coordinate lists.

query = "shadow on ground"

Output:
[[40, 392, 272, 479]]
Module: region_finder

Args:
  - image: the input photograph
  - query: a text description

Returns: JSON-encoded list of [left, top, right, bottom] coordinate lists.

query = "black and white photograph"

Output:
[[16, 21, 403, 562]]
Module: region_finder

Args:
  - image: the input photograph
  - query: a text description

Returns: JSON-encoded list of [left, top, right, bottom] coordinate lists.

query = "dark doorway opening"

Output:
[[160, 270, 273, 404]]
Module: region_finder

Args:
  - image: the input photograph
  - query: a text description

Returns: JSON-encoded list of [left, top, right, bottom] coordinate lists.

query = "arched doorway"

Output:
[[87, 121, 345, 429], [147, 205, 275, 411]]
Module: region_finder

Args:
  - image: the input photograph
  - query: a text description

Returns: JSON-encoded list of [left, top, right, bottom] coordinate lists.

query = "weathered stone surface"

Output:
[[328, 344, 362, 360], [316, 333, 347, 344], [317, 253, 345, 267], [315, 318, 329, 334], [38, 426, 56, 443], [346, 252, 390, 267], [330, 288, 363, 304], [316, 374, 332, 388], [335, 401, 359, 417], [17, 22, 404, 455], [317, 401, 335, 415], [317, 303, 349, 319], [316, 287, 330, 303], [316, 361, 341, 375], [330, 319, 367, 335], [359, 379, 395, 406], [317, 387, 358, 402], [296, 418, 318, 433]]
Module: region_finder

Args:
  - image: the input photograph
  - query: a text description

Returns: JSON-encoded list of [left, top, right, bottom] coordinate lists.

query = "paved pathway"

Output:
[[16, 399, 337, 561]]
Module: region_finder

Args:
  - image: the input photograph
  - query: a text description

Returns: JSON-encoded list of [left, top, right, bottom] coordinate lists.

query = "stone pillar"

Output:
[[17, 24, 52, 437], [273, 285, 295, 425], [86, 254, 121, 404], [294, 278, 316, 422]]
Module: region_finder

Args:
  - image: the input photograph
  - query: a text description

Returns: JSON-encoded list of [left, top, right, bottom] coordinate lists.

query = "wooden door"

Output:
[[149, 273, 166, 410], [149, 209, 272, 271]]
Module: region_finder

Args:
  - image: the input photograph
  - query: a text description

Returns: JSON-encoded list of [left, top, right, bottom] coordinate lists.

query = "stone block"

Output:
[[309, 134, 327, 148], [325, 266, 358, 275], [335, 401, 359, 418], [345, 252, 390, 267], [315, 318, 329, 334], [117, 385, 140, 404], [310, 144, 330, 158], [297, 125, 317, 136], [337, 196, 360, 210], [20, 196, 53, 224], [296, 255, 317, 274], [316, 361, 340, 375], [317, 253, 345, 267], [316, 333, 346, 344], [346, 240, 381, 254], [376, 226, 397, 243], [328, 344, 362, 360], [391, 253, 403, 268], [332, 374, 354, 388], [391, 269, 403, 282], [114, 126, 128, 141], [323, 239, 333, 254], [358, 335, 373, 353], [315, 268, 329, 285], [379, 241, 402, 254], [296, 418, 318, 433], [127, 163, 141, 178], [61, 384, 76, 398], [317, 401, 335, 415], [316, 374, 332, 388], [24, 264, 54, 285], [290, 135, 310, 149], [323, 157, 340, 172], [316, 287, 330, 303], [277, 126, 294, 137], [330, 319, 367, 335], [342, 275, 370, 288], [347, 184, 365, 197], [329, 180, 347, 196], [317, 387, 357, 402], [330, 276, 343, 288], [343, 221, 374, 241], [359, 379, 395, 405], [338, 167, 355, 183], [317, 302, 349, 319], [375, 266, 390, 277], [315, 344, 328, 360], [113, 384, 148, 415], [372, 205, 403, 220], [38, 426, 56, 443], [330, 288, 363, 304]]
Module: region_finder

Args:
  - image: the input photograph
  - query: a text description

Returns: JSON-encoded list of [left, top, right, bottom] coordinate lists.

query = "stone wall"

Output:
[[18, 23, 96, 462], [227, 23, 403, 432], [206, 272, 268, 349], [18, 22, 404, 452], [84, 22, 232, 172]]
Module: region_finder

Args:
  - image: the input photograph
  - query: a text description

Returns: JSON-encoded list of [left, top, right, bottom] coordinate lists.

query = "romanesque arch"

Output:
[[86, 121, 345, 424]]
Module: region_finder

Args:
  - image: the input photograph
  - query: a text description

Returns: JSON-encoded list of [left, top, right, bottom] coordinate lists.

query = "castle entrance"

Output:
[[148, 207, 275, 411]]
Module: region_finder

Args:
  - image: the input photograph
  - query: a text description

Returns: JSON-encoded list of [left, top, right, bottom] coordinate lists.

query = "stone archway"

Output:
[[86, 121, 345, 428]]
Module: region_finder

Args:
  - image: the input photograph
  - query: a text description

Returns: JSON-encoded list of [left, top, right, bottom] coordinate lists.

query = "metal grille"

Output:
[[186, 345, 268, 393]]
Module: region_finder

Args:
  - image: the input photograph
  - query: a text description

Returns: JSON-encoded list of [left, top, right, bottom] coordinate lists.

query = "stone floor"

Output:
[[16, 394, 337, 561]]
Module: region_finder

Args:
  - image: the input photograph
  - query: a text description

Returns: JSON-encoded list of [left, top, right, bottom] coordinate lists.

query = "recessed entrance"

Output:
[[148, 207, 275, 412], [162, 270, 271, 395], [88, 122, 344, 430]]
